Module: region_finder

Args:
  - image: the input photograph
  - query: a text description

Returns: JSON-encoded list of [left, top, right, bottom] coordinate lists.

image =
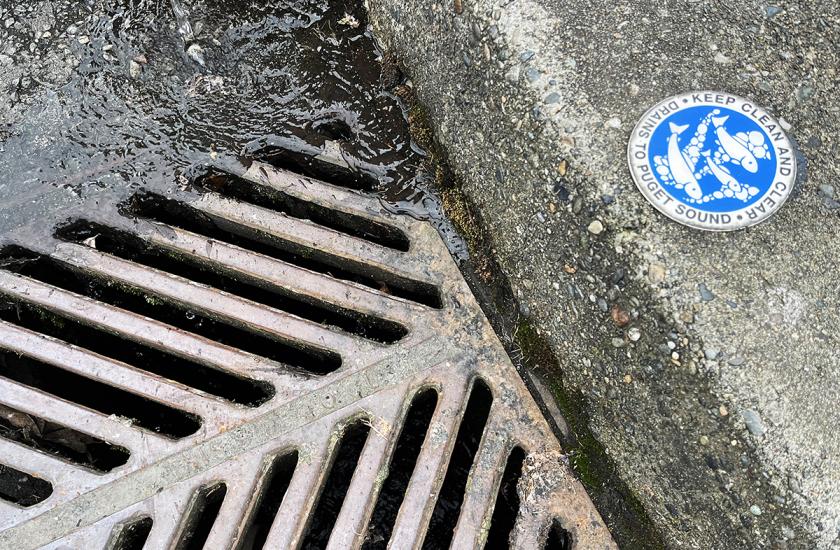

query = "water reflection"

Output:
[[0, 0, 465, 259]]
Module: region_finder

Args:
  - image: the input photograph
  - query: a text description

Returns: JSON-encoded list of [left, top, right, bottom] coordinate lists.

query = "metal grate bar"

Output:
[[0, 378, 149, 457], [193, 193, 441, 287], [141, 483, 195, 549], [509, 511, 552, 549], [449, 405, 511, 549], [262, 438, 332, 549], [111, 218, 425, 324], [0, 319, 216, 418], [386, 372, 472, 550], [229, 159, 416, 234], [200, 454, 265, 549], [52, 243, 377, 359], [326, 396, 405, 550], [0, 438, 71, 493], [0, 271, 287, 383], [41, 515, 117, 550]]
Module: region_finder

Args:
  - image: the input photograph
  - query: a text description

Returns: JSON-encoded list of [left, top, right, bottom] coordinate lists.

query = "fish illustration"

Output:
[[667, 122, 703, 199], [711, 116, 758, 173], [702, 150, 741, 191]]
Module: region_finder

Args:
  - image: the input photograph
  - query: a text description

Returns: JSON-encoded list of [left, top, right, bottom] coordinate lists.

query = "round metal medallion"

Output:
[[627, 91, 796, 231]]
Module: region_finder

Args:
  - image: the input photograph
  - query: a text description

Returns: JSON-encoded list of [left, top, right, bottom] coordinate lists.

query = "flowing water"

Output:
[[0, 0, 465, 258]]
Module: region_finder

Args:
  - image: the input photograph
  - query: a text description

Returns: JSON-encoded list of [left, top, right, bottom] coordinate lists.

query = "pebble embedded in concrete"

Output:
[[648, 263, 666, 284], [505, 65, 520, 83], [698, 283, 715, 302], [742, 409, 766, 436], [129, 60, 142, 78]]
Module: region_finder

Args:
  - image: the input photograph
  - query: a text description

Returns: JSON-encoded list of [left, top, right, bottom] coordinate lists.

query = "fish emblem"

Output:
[[711, 115, 758, 173], [667, 122, 703, 199], [651, 108, 771, 205], [701, 150, 740, 191]]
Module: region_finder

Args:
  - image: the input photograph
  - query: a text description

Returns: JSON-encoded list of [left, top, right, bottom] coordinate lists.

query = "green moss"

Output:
[[32, 306, 66, 331], [514, 319, 664, 550], [393, 64, 661, 547]]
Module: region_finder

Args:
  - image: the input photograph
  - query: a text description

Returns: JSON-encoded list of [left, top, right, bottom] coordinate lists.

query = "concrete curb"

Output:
[[367, 0, 840, 547]]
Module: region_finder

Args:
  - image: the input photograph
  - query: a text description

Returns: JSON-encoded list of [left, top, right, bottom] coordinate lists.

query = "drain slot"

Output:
[[423, 379, 493, 549], [176, 483, 227, 550], [0, 348, 201, 439], [244, 141, 381, 192], [301, 422, 371, 548], [124, 193, 442, 309], [57, 221, 407, 345], [0, 299, 273, 407], [0, 249, 341, 375], [111, 516, 153, 550], [0, 403, 130, 473], [363, 388, 438, 549], [237, 451, 298, 550], [484, 447, 526, 549], [194, 169, 410, 251], [0, 464, 52, 507], [544, 520, 573, 550]]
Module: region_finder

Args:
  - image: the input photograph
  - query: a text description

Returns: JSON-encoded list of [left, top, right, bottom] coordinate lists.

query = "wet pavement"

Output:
[[0, 0, 462, 256]]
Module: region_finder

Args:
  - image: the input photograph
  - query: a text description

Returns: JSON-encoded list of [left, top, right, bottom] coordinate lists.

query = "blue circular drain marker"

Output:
[[628, 92, 796, 231]]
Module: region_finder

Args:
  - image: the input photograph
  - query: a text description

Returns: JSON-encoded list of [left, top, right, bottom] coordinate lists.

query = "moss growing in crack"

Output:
[[31, 305, 66, 331], [390, 63, 664, 548], [143, 294, 164, 306], [394, 84, 454, 193], [514, 319, 664, 549]]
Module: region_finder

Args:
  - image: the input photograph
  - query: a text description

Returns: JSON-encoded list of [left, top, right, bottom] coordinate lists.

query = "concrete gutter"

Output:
[[367, 0, 839, 548]]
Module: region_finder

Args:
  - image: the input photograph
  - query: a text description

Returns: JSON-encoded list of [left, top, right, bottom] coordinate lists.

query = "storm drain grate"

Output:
[[0, 159, 615, 549]]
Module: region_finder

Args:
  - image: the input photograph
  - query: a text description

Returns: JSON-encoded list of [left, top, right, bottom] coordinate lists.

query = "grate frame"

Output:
[[0, 159, 615, 549]]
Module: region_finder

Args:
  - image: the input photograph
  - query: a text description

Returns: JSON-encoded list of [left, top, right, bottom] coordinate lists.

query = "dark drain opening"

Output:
[[544, 519, 573, 550], [363, 388, 438, 549], [111, 516, 153, 550], [57, 221, 407, 345], [124, 193, 443, 309], [0, 463, 52, 507], [237, 450, 298, 550], [301, 422, 371, 549], [0, 348, 201, 439], [0, 403, 130, 473], [176, 483, 227, 550], [0, 249, 341, 375], [0, 299, 274, 407], [244, 140, 380, 192], [422, 379, 493, 549], [484, 447, 526, 549], [194, 168, 410, 251]]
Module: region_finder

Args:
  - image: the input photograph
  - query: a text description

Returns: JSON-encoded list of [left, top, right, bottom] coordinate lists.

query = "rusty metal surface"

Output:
[[0, 159, 615, 549]]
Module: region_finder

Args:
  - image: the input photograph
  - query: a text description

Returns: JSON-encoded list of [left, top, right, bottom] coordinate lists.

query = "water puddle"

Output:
[[0, 0, 465, 258]]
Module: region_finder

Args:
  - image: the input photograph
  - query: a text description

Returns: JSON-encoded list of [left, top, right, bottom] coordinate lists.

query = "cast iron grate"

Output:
[[0, 159, 615, 549]]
